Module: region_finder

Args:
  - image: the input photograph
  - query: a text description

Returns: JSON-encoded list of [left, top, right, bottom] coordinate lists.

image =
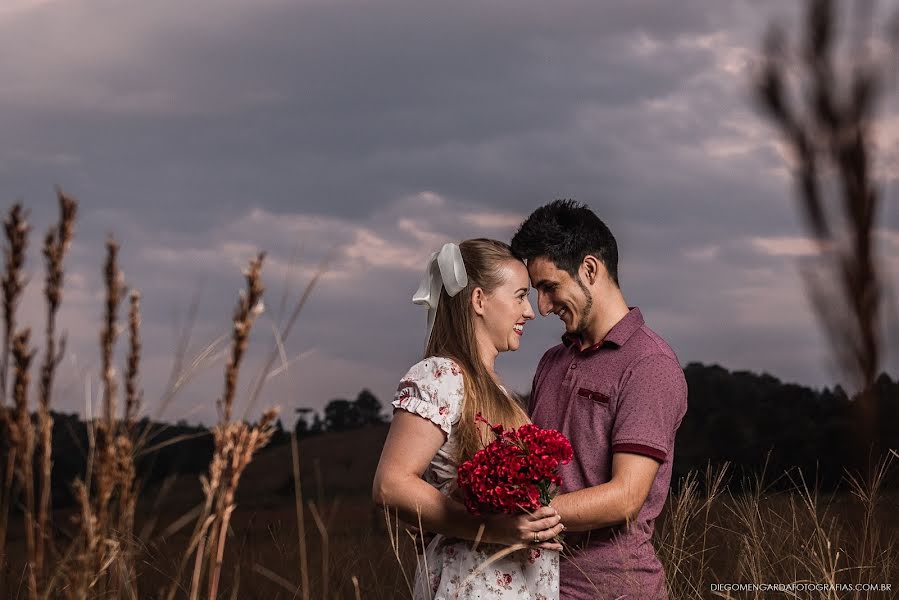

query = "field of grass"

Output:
[[8, 425, 896, 599]]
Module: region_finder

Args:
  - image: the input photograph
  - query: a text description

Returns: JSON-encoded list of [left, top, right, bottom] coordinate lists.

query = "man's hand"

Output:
[[483, 506, 565, 551]]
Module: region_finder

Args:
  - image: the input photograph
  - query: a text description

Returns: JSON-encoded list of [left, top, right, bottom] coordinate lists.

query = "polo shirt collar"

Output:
[[561, 306, 644, 353]]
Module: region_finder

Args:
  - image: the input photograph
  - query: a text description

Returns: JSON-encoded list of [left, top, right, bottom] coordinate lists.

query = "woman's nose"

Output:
[[523, 298, 536, 320]]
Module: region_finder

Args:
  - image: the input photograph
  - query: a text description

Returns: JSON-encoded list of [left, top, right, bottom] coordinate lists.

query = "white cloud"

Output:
[[751, 235, 819, 257], [462, 211, 525, 230]]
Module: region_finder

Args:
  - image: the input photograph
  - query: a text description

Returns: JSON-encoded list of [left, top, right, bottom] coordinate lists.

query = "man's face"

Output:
[[526, 256, 594, 335]]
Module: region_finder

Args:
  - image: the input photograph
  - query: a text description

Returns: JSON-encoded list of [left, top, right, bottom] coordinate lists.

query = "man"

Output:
[[511, 200, 688, 600]]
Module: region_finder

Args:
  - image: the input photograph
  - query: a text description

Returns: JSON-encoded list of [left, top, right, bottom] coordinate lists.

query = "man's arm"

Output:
[[552, 353, 687, 531], [550, 452, 660, 531]]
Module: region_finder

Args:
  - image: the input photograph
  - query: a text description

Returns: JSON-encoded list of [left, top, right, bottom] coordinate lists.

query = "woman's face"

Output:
[[477, 260, 536, 353]]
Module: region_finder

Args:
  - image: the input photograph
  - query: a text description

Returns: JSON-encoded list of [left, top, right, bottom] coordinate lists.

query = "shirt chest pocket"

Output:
[[576, 387, 611, 405], [568, 384, 616, 444]]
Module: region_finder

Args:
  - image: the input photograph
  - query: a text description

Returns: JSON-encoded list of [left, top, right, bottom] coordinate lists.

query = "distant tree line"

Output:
[[15, 366, 898, 510], [294, 388, 385, 435], [673, 363, 899, 490]]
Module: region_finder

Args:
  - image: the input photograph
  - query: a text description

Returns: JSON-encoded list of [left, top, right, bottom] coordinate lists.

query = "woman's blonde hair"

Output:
[[425, 238, 530, 464]]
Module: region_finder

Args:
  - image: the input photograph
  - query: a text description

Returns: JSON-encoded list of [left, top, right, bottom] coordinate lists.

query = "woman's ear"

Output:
[[470, 287, 487, 316]]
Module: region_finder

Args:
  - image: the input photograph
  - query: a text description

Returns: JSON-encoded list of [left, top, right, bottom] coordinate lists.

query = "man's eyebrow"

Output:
[[532, 279, 552, 289]]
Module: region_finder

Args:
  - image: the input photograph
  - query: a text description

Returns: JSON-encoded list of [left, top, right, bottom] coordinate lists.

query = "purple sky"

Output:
[[1, 0, 897, 426]]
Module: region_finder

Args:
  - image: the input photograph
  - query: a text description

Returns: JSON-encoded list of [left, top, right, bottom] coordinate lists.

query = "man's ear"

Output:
[[581, 255, 604, 286], [471, 287, 487, 316]]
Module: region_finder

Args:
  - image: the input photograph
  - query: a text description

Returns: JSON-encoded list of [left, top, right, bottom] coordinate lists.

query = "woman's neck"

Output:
[[475, 332, 499, 380]]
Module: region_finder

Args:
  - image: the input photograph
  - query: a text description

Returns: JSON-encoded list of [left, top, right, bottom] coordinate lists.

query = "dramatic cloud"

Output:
[[1, 0, 896, 425]]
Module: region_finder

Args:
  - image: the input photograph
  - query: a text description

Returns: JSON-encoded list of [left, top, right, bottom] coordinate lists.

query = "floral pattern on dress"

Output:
[[392, 357, 560, 600], [393, 357, 464, 437]]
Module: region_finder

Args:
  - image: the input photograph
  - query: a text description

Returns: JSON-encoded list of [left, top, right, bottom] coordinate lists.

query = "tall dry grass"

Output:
[[754, 0, 898, 461], [0, 190, 328, 599], [213, 441, 894, 600], [0, 201, 29, 583], [655, 456, 897, 599]]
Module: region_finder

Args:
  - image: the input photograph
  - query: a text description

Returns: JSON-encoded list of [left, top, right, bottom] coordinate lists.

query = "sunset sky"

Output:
[[1, 0, 897, 426]]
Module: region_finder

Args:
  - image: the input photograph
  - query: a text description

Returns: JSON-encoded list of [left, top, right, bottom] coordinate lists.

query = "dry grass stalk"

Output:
[[308, 500, 329, 600], [659, 472, 703, 597], [66, 238, 140, 599], [35, 188, 77, 581], [243, 252, 331, 421], [382, 506, 415, 598], [68, 479, 99, 596], [0, 203, 29, 577], [124, 291, 142, 432], [0, 203, 28, 405], [218, 253, 265, 425], [92, 239, 124, 571], [754, 0, 899, 457], [101, 237, 125, 432], [653, 462, 729, 599], [171, 253, 278, 600], [352, 574, 362, 600], [844, 454, 894, 596], [290, 431, 310, 600], [10, 330, 37, 600]]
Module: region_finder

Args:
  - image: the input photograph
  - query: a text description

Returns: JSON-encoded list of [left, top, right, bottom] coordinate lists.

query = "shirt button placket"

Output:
[[563, 359, 578, 392]]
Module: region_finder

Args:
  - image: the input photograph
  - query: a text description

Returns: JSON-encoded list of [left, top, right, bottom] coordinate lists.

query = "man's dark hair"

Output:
[[510, 199, 619, 286]]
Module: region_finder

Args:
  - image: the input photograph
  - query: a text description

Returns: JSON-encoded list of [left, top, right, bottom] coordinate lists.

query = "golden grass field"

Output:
[[8, 424, 896, 599]]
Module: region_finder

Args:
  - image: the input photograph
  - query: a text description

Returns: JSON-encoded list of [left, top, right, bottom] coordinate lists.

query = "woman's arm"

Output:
[[372, 411, 564, 549]]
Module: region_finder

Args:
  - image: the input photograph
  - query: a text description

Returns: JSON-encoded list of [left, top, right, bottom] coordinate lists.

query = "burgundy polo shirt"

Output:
[[529, 307, 688, 600]]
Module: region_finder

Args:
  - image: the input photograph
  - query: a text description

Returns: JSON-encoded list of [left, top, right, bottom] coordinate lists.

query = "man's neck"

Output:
[[580, 295, 630, 350]]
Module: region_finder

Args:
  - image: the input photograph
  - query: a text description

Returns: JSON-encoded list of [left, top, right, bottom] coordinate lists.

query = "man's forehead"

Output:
[[526, 256, 563, 282], [526, 256, 557, 273]]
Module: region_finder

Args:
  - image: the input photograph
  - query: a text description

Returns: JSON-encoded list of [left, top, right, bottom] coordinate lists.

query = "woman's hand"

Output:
[[483, 506, 565, 551]]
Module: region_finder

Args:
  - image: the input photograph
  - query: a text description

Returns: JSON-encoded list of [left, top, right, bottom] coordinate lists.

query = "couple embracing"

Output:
[[373, 200, 688, 600]]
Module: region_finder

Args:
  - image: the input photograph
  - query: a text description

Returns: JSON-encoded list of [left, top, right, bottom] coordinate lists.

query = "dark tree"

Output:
[[310, 413, 324, 434], [324, 399, 360, 431], [354, 389, 385, 425]]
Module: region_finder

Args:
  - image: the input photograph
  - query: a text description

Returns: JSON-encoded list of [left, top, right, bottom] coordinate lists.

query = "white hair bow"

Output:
[[413, 242, 468, 351]]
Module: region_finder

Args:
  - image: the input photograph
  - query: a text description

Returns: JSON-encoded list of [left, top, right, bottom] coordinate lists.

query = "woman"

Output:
[[373, 239, 565, 599]]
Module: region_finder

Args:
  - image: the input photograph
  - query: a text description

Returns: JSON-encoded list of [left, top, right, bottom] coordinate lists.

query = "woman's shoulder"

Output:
[[393, 356, 466, 434], [400, 356, 464, 384]]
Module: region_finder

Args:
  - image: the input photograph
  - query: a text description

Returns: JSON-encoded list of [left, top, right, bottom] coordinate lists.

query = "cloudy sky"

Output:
[[1, 0, 897, 426]]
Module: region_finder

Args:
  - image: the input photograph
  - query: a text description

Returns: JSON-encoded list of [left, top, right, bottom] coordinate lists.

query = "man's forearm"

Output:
[[550, 482, 631, 532]]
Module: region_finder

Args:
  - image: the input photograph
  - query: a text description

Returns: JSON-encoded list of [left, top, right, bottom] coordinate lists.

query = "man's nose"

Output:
[[537, 291, 552, 316]]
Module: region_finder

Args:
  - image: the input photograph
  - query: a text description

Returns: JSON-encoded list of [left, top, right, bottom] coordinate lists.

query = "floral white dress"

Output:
[[392, 356, 559, 600]]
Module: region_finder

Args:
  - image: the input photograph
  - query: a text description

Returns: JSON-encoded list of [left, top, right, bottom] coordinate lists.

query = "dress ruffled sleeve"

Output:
[[391, 357, 464, 437]]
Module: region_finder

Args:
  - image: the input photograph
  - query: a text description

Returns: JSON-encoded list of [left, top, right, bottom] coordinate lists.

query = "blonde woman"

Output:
[[373, 239, 564, 599]]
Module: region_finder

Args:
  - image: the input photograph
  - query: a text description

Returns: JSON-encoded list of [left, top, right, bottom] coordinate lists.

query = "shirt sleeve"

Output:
[[391, 357, 464, 437], [611, 354, 688, 463], [529, 344, 563, 416]]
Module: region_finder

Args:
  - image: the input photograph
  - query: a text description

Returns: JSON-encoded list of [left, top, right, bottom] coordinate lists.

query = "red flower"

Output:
[[456, 416, 573, 516]]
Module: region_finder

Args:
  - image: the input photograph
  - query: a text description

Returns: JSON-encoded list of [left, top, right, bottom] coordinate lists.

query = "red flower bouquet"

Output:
[[455, 414, 573, 516]]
